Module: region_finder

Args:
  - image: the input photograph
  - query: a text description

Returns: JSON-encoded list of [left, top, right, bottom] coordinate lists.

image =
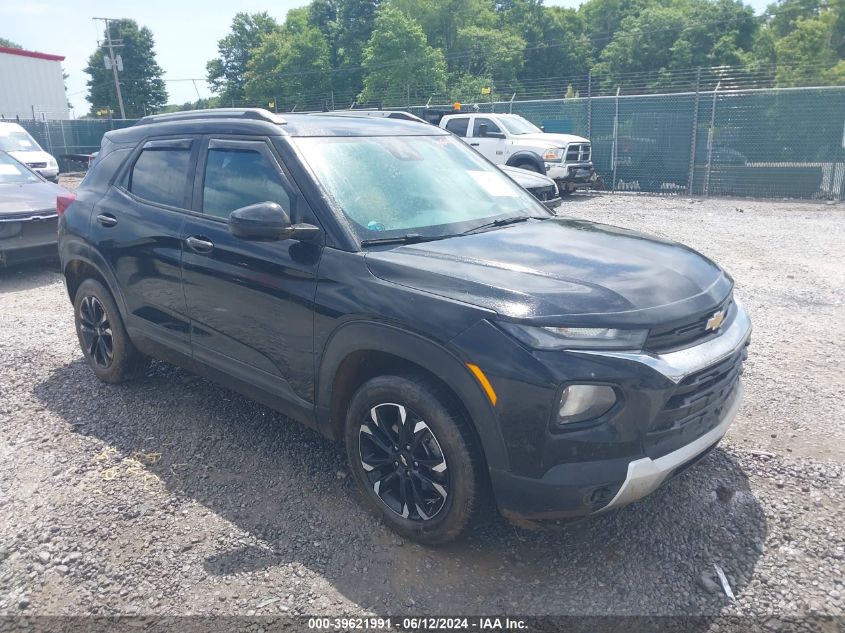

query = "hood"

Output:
[[8, 149, 55, 165], [0, 180, 65, 216], [499, 165, 556, 188], [511, 133, 589, 148], [364, 218, 732, 326]]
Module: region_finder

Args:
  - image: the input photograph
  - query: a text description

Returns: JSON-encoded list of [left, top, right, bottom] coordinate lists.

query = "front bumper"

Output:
[[545, 162, 595, 184], [491, 303, 752, 521]]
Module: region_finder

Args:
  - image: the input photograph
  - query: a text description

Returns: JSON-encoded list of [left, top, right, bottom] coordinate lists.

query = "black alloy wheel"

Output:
[[78, 295, 113, 368], [358, 402, 449, 521]]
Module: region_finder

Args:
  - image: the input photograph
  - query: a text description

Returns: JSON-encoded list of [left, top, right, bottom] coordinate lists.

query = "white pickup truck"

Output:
[[438, 113, 596, 194]]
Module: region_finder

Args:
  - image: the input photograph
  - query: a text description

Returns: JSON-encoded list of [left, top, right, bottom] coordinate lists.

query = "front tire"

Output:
[[344, 374, 485, 545], [73, 279, 149, 383]]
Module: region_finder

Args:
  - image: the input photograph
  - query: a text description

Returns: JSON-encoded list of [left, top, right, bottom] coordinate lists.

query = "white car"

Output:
[[0, 122, 59, 182], [439, 112, 595, 194]]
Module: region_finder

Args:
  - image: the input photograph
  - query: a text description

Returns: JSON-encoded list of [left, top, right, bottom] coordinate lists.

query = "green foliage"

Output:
[[84, 19, 167, 118], [244, 25, 332, 108], [0, 37, 22, 49], [206, 12, 279, 105], [359, 5, 447, 104], [201, 0, 844, 109], [774, 11, 842, 84]]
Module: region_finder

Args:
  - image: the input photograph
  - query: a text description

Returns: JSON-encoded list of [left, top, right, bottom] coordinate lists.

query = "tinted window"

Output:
[[80, 148, 132, 192], [202, 147, 290, 220], [129, 147, 192, 207], [445, 118, 469, 137], [472, 117, 502, 137]]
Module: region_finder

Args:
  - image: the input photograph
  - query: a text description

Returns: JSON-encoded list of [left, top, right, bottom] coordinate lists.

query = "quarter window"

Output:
[[202, 146, 290, 220], [445, 117, 470, 137], [129, 145, 192, 208]]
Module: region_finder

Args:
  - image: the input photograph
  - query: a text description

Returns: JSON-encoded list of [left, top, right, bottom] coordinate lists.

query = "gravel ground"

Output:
[[0, 190, 843, 624]]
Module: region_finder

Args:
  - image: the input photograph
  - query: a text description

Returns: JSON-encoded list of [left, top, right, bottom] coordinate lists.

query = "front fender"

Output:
[[315, 320, 510, 472]]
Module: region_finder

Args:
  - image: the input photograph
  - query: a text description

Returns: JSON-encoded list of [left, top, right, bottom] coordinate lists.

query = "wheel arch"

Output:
[[61, 241, 128, 317], [505, 151, 545, 173], [316, 321, 509, 472]]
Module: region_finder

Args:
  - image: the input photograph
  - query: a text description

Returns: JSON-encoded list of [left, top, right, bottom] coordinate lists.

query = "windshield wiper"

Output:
[[361, 233, 450, 247], [460, 215, 547, 236]]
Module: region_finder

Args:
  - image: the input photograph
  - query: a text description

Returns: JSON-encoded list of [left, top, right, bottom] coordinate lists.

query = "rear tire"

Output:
[[73, 279, 149, 383], [344, 374, 486, 545]]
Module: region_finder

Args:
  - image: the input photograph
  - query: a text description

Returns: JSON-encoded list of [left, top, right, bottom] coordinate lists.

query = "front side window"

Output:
[[293, 134, 546, 242], [202, 146, 291, 220], [472, 118, 503, 137], [445, 117, 469, 137], [129, 144, 192, 208]]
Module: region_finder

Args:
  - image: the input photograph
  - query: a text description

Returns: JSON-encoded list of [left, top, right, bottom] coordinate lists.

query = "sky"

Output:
[[1, 0, 770, 117]]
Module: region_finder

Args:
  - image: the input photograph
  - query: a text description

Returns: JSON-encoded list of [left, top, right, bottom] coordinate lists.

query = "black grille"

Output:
[[565, 144, 591, 162], [26, 162, 47, 169], [645, 345, 747, 458], [645, 295, 733, 353]]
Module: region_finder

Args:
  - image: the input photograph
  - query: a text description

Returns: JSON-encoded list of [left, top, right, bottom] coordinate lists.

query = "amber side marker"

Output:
[[466, 363, 497, 406]]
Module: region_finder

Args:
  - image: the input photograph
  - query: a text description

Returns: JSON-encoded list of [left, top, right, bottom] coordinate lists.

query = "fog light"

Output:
[[557, 385, 617, 425]]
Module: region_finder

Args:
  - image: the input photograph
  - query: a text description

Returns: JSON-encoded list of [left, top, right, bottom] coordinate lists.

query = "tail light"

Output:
[[56, 192, 76, 216]]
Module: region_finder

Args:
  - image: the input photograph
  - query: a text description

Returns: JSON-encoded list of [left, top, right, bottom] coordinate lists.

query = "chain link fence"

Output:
[[414, 85, 845, 200], [3, 83, 844, 200]]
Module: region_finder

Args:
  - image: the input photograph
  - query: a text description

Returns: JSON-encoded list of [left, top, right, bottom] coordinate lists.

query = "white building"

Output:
[[0, 45, 68, 120]]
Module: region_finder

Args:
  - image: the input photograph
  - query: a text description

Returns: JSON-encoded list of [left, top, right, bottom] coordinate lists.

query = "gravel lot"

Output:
[[0, 189, 843, 625]]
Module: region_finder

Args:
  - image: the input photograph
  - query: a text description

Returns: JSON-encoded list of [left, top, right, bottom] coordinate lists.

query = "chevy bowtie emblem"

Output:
[[706, 310, 725, 331]]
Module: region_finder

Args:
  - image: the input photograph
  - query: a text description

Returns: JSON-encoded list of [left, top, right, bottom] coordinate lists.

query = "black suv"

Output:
[[58, 109, 751, 545]]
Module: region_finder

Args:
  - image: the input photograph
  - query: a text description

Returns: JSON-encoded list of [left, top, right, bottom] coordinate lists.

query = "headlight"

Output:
[[542, 148, 564, 162], [557, 384, 617, 426], [498, 322, 648, 350], [48, 159, 58, 168]]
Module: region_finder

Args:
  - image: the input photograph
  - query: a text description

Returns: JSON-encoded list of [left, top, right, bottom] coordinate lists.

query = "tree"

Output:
[[206, 12, 279, 106], [84, 19, 167, 117], [308, 0, 383, 94], [0, 37, 22, 49], [244, 24, 332, 109], [592, 0, 757, 86], [774, 12, 842, 85], [359, 6, 447, 105]]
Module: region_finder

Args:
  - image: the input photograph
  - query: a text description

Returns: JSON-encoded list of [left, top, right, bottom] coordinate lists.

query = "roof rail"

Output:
[[135, 108, 287, 126]]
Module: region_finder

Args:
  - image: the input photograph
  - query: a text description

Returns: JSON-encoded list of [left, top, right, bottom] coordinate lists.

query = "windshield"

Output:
[[0, 128, 42, 153], [294, 135, 547, 242], [498, 116, 542, 136], [0, 153, 41, 185]]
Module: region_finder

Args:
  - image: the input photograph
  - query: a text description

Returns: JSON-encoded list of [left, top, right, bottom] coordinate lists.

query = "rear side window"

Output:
[[202, 146, 290, 220], [129, 141, 193, 208], [445, 117, 469, 137], [80, 148, 132, 192]]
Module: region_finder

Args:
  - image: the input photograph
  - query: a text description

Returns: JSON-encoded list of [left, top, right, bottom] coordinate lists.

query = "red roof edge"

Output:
[[0, 46, 65, 62]]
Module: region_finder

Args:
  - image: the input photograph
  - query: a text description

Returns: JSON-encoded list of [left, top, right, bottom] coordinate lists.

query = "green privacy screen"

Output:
[[418, 85, 845, 200]]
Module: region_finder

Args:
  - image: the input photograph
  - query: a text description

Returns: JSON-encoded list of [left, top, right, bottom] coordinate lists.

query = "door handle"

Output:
[[186, 236, 214, 253], [96, 213, 117, 227], [470, 143, 480, 147]]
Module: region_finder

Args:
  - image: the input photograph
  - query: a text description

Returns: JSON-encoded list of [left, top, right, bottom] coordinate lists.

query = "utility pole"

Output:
[[93, 17, 126, 119]]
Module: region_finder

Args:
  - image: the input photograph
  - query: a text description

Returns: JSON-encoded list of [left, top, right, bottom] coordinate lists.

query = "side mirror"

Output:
[[478, 123, 489, 137], [228, 202, 320, 242]]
